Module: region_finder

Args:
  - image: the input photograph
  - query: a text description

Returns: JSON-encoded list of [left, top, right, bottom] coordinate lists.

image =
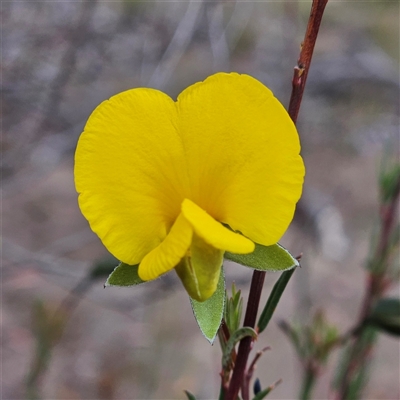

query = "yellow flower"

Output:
[[74, 72, 305, 301]]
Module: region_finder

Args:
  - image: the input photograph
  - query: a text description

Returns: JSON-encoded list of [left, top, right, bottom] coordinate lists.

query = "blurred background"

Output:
[[2, 1, 399, 399]]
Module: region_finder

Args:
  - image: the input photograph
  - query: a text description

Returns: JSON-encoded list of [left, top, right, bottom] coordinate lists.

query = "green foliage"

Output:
[[366, 298, 400, 336], [257, 267, 297, 334], [280, 311, 340, 364], [225, 243, 298, 272], [251, 379, 282, 400], [190, 268, 225, 343], [379, 163, 400, 203], [280, 312, 341, 400], [105, 262, 146, 287], [224, 283, 243, 335], [252, 387, 273, 400], [333, 328, 377, 399], [27, 301, 66, 399], [184, 390, 197, 400]]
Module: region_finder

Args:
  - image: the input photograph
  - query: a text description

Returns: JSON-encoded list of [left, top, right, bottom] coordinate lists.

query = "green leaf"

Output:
[[379, 163, 400, 203], [252, 387, 272, 400], [105, 262, 146, 287], [366, 298, 400, 336], [252, 379, 282, 400], [257, 267, 297, 334], [190, 268, 225, 343], [184, 390, 197, 400], [225, 283, 243, 335], [225, 243, 298, 272], [222, 327, 257, 369]]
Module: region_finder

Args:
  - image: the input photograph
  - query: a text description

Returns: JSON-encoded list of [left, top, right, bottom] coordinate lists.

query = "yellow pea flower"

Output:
[[74, 72, 305, 302]]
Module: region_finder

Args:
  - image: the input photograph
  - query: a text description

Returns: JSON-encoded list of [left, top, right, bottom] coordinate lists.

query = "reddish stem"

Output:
[[226, 270, 265, 400], [224, 1, 329, 399], [242, 347, 271, 400], [288, 0, 329, 125], [337, 176, 400, 398]]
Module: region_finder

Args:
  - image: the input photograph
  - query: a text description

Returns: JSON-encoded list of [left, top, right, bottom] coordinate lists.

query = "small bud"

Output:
[[254, 378, 262, 395]]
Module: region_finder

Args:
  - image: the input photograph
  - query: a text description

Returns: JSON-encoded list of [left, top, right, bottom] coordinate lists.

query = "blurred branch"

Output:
[[3, 238, 89, 279], [26, 301, 65, 400], [222, 1, 253, 54], [147, 0, 202, 89], [24, 256, 176, 399], [34, 0, 98, 136], [283, 161, 399, 399], [279, 312, 343, 400], [207, 2, 230, 70], [3, 2, 98, 189], [334, 169, 400, 399], [207, 0, 254, 71], [39, 228, 95, 255], [3, 237, 178, 314]]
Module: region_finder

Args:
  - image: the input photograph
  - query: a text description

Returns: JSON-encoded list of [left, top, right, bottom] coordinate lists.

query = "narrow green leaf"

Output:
[[258, 268, 297, 334], [105, 262, 146, 287], [222, 327, 257, 369], [184, 390, 197, 400], [371, 298, 400, 316], [224, 283, 243, 335], [252, 379, 282, 400], [277, 320, 302, 357], [225, 243, 298, 272], [218, 385, 225, 400], [366, 298, 400, 336], [252, 387, 272, 400], [190, 268, 225, 343], [379, 163, 400, 202]]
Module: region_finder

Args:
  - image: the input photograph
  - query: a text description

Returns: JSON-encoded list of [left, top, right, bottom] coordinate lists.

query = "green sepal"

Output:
[[222, 327, 257, 369], [366, 298, 400, 336], [105, 262, 146, 287], [176, 234, 224, 302], [190, 268, 225, 343], [184, 390, 197, 400], [225, 243, 298, 272], [257, 267, 297, 334]]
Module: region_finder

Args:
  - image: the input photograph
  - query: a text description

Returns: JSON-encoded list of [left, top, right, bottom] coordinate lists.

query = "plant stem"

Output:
[[226, 270, 266, 400], [336, 177, 400, 399], [242, 347, 271, 400], [224, 2, 329, 399], [300, 366, 317, 400], [288, 0, 329, 125]]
